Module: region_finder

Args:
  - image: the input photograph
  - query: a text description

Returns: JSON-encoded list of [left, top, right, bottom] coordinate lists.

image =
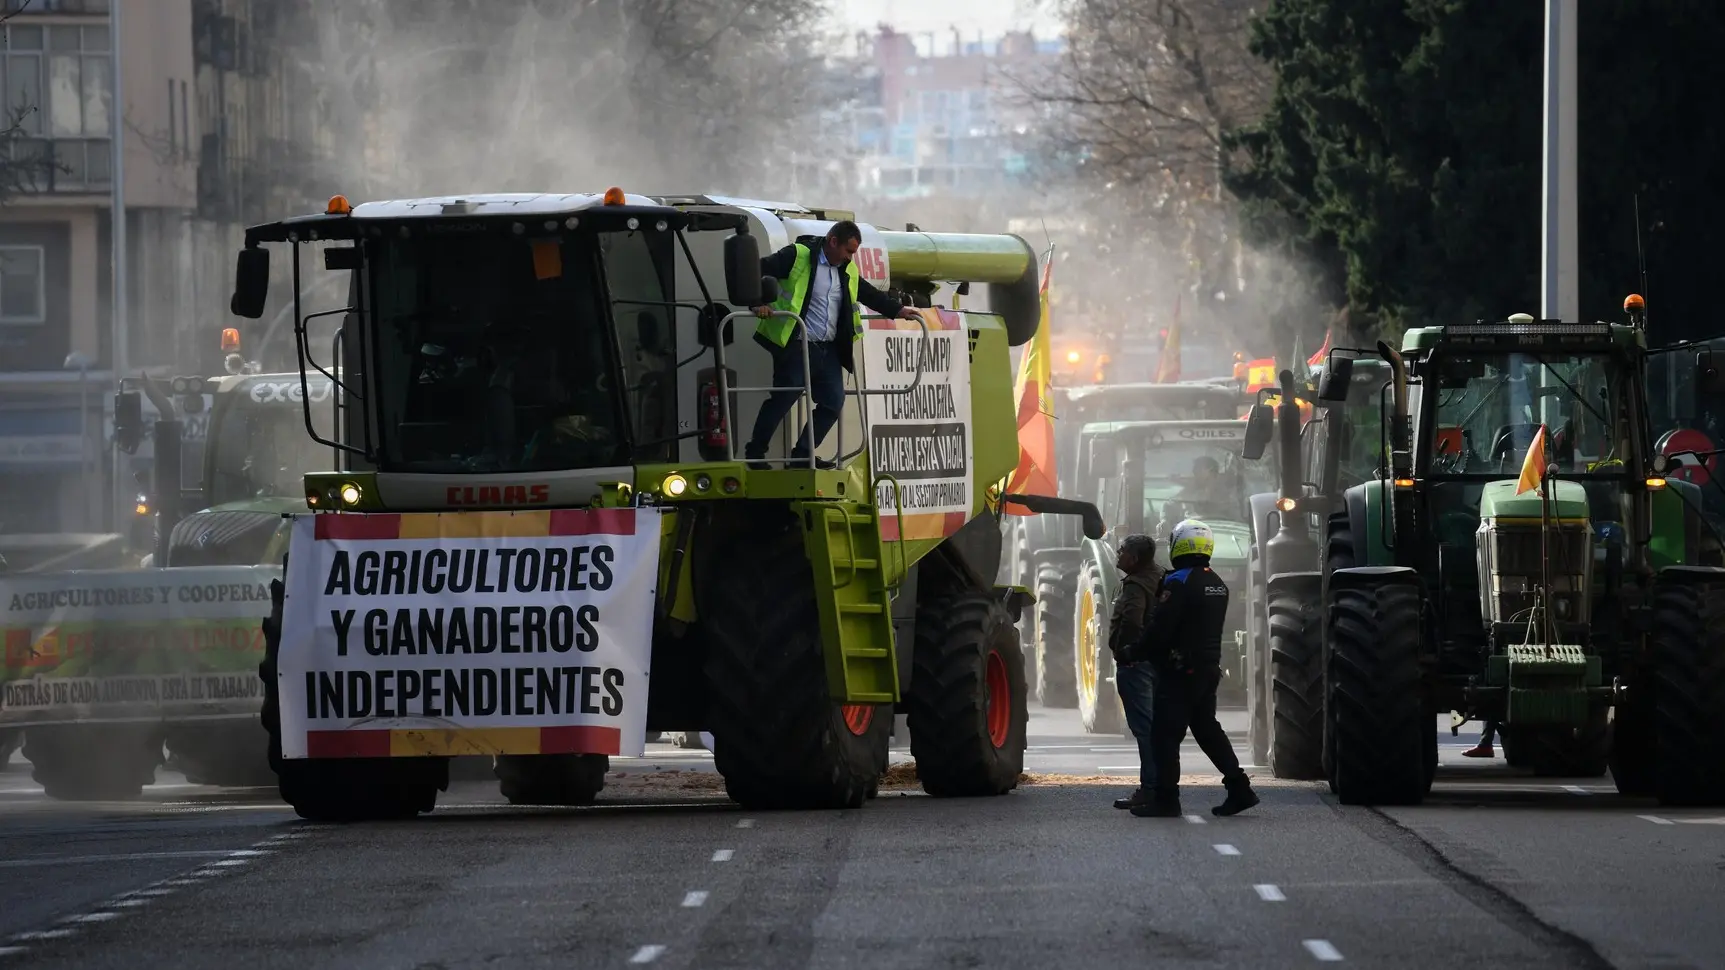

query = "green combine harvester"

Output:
[[1242, 311, 1725, 806], [229, 190, 1104, 819]]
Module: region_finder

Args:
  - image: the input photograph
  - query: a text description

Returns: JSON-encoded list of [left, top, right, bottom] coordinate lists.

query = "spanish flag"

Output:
[[1155, 294, 1183, 383], [1005, 255, 1057, 510], [1516, 425, 1548, 495]]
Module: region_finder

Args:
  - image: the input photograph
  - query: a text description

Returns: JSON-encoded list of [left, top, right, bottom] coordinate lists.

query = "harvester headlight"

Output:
[[1275, 497, 1297, 512], [654, 220, 668, 232], [662, 473, 688, 498], [694, 473, 712, 493], [339, 483, 363, 506], [626, 217, 640, 230], [1645, 477, 1667, 490]]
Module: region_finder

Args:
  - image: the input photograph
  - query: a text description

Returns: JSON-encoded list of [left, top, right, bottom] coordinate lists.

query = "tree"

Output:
[[1228, 1, 1725, 341], [0, 1, 61, 203]]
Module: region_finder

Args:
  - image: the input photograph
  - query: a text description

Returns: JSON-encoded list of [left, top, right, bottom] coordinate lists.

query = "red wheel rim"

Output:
[[842, 704, 874, 736], [985, 650, 1011, 748]]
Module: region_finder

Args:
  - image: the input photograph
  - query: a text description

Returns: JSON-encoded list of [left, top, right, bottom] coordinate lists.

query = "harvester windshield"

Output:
[[1426, 351, 1629, 477], [208, 404, 331, 504]]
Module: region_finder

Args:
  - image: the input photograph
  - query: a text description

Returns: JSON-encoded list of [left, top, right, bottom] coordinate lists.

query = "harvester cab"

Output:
[[1066, 419, 1270, 733], [228, 190, 1105, 820], [1286, 310, 1725, 808]]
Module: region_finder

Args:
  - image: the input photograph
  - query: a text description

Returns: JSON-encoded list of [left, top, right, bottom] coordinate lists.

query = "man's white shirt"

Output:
[[802, 248, 843, 343]]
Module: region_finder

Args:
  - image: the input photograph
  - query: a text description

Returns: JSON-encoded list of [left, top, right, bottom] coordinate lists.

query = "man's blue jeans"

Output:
[[746, 339, 846, 460], [1116, 660, 1158, 791]]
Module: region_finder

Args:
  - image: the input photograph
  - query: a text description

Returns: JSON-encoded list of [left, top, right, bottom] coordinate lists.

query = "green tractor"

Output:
[[229, 190, 1104, 819], [1004, 382, 1242, 708], [1068, 419, 1270, 732], [1267, 314, 1725, 806], [1239, 361, 1388, 776]]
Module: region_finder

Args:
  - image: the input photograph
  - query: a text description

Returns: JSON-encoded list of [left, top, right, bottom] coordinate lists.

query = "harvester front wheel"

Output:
[[699, 511, 890, 811], [1034, 561, 1077, 708], [1327, 569, 1427, 806], [261, 570, 442, 821], [1074, 561, 1124, 735], [908, 590, 1028, 796], [1268, 584, 1324, 780], [495, 754, 609, 806], [1651, 567, 1725, 805]]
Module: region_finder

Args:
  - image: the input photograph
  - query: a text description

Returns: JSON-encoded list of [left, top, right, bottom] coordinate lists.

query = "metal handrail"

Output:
[[838, 313, 931, 465]]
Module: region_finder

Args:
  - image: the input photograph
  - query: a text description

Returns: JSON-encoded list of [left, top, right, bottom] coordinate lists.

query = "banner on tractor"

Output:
[[865, 308, 974, 541], [275, 508, 660, 760], [0, 565, 278, 727]]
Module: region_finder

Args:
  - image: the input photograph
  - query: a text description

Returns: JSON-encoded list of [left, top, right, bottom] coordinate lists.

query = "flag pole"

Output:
[[1540, 455, 1555, 652]]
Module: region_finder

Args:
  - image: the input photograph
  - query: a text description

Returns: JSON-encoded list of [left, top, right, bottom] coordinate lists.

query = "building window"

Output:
[[2, 1, 110, 13], [1, 22, 110, 191], [0, 245, 46, 324]]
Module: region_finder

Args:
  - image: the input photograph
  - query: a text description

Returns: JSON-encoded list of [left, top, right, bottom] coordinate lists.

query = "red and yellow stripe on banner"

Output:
[[303, 507, 636, 758], [870, 310, 970, 543]]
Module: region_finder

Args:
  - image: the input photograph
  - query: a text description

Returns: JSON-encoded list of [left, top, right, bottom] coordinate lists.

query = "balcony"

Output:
[[8, 137, 112, 194]]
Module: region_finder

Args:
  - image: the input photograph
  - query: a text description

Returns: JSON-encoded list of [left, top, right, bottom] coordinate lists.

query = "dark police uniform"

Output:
[[1132, 555, 1257, 817]]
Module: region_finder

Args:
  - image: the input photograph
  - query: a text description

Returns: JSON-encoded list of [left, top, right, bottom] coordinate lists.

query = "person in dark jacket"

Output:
[[745, 221, 919, 465], [1110, 533, 1167, 811], [1129, 519, 1259, 818]]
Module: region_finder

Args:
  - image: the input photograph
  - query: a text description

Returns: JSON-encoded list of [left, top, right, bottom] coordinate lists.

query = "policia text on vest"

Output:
[[744, 222, 917, 463]]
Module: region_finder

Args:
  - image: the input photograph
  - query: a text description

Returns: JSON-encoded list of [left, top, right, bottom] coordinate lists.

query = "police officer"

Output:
[[1108, 534, 1165, 811], [1129, 519, 1259, 818]]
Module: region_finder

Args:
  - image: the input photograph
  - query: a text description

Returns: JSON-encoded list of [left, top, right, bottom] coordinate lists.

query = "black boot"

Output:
[[1113, 788, 1153, 810], [1130, 793, 1182, 818], [1213, 777, 1259, 817]]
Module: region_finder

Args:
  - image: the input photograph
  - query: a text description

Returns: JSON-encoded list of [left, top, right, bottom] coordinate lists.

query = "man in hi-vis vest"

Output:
[[746, 220, 918, 466]]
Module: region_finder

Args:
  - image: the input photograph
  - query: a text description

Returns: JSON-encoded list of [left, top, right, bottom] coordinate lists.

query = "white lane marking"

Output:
[[711, 849, 734, 862], [212, 858, 251, 867], [682, 891, 709, 908], [226, 849, 269, 857], [1675, 817, 1725, 825], [736, 818, 755, 829], [1563, 785, 1591, 795], [130, 888, 174, 897], [1184, 814, 1207, 825], [1303, 939, 1344, 961], [1213, 844, 1241, 856], [11, 929, 74, 941], [0, 849, 235, 870], [629, 945, 666, 963], [65, 912, 119, 923], [0, 946, 25, 956], [111, 899, 151, 909], [1638, 814, 1675, 825], [1254, 884, 1286, 901]]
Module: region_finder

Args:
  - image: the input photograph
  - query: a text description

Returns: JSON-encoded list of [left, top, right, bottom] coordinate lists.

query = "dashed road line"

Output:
[[11, 930, 73, 942], [1303, 939, 1344, 961], [629, 944, 667, 963], [1638, 814, 1675, 825], [1184, 814, 1207, 825], [1254, 884, 1285, 901], [711, 849, 734, 862], [1562, 785, 1591, 796], [0, 946, 26, 956], [63, 913, 119, 924], [735, 818, 755, 829], [681, 891, 709, 908], [1213, 844, 1241, 856]]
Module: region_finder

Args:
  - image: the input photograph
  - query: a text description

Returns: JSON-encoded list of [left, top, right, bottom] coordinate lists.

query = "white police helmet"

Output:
[[1169, 519, 1215, 559]]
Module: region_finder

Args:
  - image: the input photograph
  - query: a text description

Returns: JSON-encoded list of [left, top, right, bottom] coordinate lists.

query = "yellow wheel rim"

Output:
[[1077, 585, 1097, 705]]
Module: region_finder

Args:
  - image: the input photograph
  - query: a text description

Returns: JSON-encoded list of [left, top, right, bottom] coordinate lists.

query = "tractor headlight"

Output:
[[339, 483, 363, 506], [662, 473, 688, 498]]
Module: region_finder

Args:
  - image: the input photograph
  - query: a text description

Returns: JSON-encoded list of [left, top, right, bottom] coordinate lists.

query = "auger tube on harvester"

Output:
[[227, 190, 1102, 820]]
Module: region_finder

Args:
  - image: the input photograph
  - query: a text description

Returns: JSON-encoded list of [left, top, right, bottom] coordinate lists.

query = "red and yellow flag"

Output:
[[1308, 328, 1332, 368], [1005, 256, 1058, 511], [1516, 425, 1548, 495], [1155, 294, 1183, 383], [1246, 357, 1278, 393]]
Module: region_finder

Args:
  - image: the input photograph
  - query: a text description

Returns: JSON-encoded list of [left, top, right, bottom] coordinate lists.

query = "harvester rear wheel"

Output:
[[1074, 561, 1123, 735], [699, 510, 890, 811], [1269, 587, 1324, 780], [24, 724, 161, 801], [907, 590, 1028, 796], [495, 754, 609, 806], [260, 569, 442, 821], [1327, 572, 1427, 806], [1651, 569, 1725, 805], [1034, 562, 1077, 708]]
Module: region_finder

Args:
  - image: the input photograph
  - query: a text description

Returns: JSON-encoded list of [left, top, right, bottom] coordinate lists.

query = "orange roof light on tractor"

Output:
[[326, 194, 352, 215], [603, 187, 627, 206]]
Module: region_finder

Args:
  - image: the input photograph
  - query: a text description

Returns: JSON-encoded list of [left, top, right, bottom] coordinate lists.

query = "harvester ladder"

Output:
[[799, 502, 900, 705]]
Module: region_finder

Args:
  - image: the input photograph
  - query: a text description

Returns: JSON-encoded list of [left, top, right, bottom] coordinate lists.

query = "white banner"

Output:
[[276, 509, 660, 760], [863, 308, 974, 540], [0, 565, 278, 725]]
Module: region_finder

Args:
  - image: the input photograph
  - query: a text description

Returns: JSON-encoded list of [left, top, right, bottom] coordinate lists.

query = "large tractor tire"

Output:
[[1073, 561, 1123, 735], [261, 569, 443, 821], [1320, 510, 1356, 793], [1326, 568, 1428, 806], [1650, 567, 1725, 805], [907, 590, 1028, 796], [0, 728, 21, 768], [1033, 561, 1077, 708], [24, 724, 162, 801], [1268, 581, 1325, 780], [495, 754, 609, 806], [698, 510, 890, 811]]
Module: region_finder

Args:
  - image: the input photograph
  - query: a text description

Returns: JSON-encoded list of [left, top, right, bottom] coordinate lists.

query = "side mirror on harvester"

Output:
[[113, 390, 142, 455], [1317, 356, 1354, 402], [230, 247, 269, 319], [724, 232, 762, 307], [1242, 404, 1274, 461]]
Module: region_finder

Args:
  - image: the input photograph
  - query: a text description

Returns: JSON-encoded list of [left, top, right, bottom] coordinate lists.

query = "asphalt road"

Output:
[[1, 707, 1721, 969]]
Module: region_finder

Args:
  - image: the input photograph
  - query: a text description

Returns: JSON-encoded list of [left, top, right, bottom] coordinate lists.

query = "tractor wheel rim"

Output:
[[842, 705, 874, 737], [1077, 587, 1097, 705], [985, 650, 1011, 748]]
